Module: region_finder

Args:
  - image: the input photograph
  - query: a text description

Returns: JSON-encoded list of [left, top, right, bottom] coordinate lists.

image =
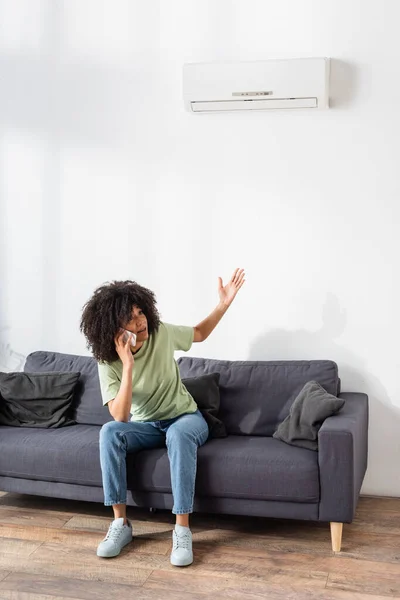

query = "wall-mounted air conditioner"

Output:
[[183, 58, 330, 113]]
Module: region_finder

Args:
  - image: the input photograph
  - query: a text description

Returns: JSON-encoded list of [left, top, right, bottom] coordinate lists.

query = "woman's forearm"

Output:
[[194, 302, 229, 342], [109, 364, 134, 422], [194, 269, 245, 342]]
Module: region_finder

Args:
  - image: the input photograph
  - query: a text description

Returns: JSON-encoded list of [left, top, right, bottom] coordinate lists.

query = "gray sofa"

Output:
[[0, 351, 368, 552]]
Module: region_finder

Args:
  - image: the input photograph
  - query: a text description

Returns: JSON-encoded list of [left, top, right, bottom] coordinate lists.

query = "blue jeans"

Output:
[[99, 409, 209, 514]]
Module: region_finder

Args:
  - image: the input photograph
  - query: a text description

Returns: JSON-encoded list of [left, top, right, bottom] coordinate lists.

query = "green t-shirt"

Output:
[[97, 322, 197, 422]]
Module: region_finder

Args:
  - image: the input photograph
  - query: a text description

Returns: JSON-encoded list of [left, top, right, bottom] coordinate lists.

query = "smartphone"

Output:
[[122, 330, 137, 347]]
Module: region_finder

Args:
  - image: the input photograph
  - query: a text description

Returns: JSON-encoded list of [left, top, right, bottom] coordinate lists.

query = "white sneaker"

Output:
[[170, 525, 193, 567], [97, 518, 133, 558]]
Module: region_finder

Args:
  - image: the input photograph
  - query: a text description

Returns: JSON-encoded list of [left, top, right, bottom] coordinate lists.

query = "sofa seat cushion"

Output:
[[131, 435, 320, 503], [0, 426, 320, 504], [0, 424, 102, 486]]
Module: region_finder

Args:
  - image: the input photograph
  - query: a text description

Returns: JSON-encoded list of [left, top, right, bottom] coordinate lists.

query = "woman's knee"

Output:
[[167, 421, 209, 448], [99, 420, 123, 445]]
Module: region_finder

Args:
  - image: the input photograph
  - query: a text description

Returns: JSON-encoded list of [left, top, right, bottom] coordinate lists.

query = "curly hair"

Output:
[[80, 280, 161, 363]]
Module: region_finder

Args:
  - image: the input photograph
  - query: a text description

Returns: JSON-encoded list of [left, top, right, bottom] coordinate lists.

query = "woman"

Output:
[[80, 268, 245, 566]]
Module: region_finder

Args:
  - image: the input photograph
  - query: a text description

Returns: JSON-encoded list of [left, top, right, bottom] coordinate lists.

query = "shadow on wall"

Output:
[[329, 59, 360, 108], [0, 329, 26, 372], [248, 293, 400, 496]]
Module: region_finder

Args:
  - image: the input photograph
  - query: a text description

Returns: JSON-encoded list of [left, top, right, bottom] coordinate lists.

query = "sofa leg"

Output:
[[330, 522, 343, 552]]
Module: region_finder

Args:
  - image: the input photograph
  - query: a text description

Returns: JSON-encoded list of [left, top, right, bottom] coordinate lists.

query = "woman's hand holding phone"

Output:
[[115, 329, 135, 368]]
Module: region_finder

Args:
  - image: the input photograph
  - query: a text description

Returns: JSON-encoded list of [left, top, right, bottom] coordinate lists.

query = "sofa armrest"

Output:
[[318, 392, 368, 523]]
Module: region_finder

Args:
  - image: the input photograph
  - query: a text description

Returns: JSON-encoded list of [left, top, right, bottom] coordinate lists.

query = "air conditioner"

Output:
[[183, 58, 330, 113]]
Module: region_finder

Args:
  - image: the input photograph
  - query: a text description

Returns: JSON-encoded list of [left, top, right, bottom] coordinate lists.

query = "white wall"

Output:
[[0, 0, 399, 496]]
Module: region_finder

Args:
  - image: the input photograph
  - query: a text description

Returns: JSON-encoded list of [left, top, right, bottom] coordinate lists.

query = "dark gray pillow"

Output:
[[182, 373, 227, 439], [273, 380, 345, 451], [0, 371, 80, 428]]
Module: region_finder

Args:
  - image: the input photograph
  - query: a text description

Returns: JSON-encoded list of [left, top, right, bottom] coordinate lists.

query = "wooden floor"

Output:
[[0, 493, 399, 600]]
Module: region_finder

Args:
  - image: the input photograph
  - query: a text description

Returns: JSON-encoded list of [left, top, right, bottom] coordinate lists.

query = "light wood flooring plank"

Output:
[[0, 541, 153, 586], [145, 568, 318, 597], [63, 514, 210, 535], [194, 544, 400, 577], [189, 526, 400, 563], [0, 594, 79, 600], [145, 570, 397, 600], [0, 507, 71, 529], [0, 538, 43, 556], [29, 541, 169, 570], [63, 515, 173, 534], [0, 568, 11, 581], [0, 523, 169, 556], [188, 552, 328, 587], [358, 496, 400, 512], [0, 571, 213, 600], [327, 571, 400, 597]]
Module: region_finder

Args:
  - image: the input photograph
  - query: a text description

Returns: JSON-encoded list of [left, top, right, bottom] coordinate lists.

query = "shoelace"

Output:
[[104, 523, 125, 544], [173, 530, 191, 551]]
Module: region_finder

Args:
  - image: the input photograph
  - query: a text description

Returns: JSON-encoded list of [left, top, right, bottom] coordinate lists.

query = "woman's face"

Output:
[[124, 305, 149, 343]]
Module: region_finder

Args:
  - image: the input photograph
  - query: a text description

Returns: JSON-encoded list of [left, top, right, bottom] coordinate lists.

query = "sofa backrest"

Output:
[[24, 351, 112, 426], [178, 357, 339, 436], [24, 352, 339, 434]]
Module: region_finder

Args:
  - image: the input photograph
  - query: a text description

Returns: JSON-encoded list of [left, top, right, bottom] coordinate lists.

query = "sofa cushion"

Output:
[[178, 358, 339, 436], [0, 424, 103, 486], [273, 380, 346, 451], [0, 371, 80, 428], [24, 351, 111, 426], [0, 423, 319, 503], [182, 373, 227, 439], [131, 435, 320, 503]]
